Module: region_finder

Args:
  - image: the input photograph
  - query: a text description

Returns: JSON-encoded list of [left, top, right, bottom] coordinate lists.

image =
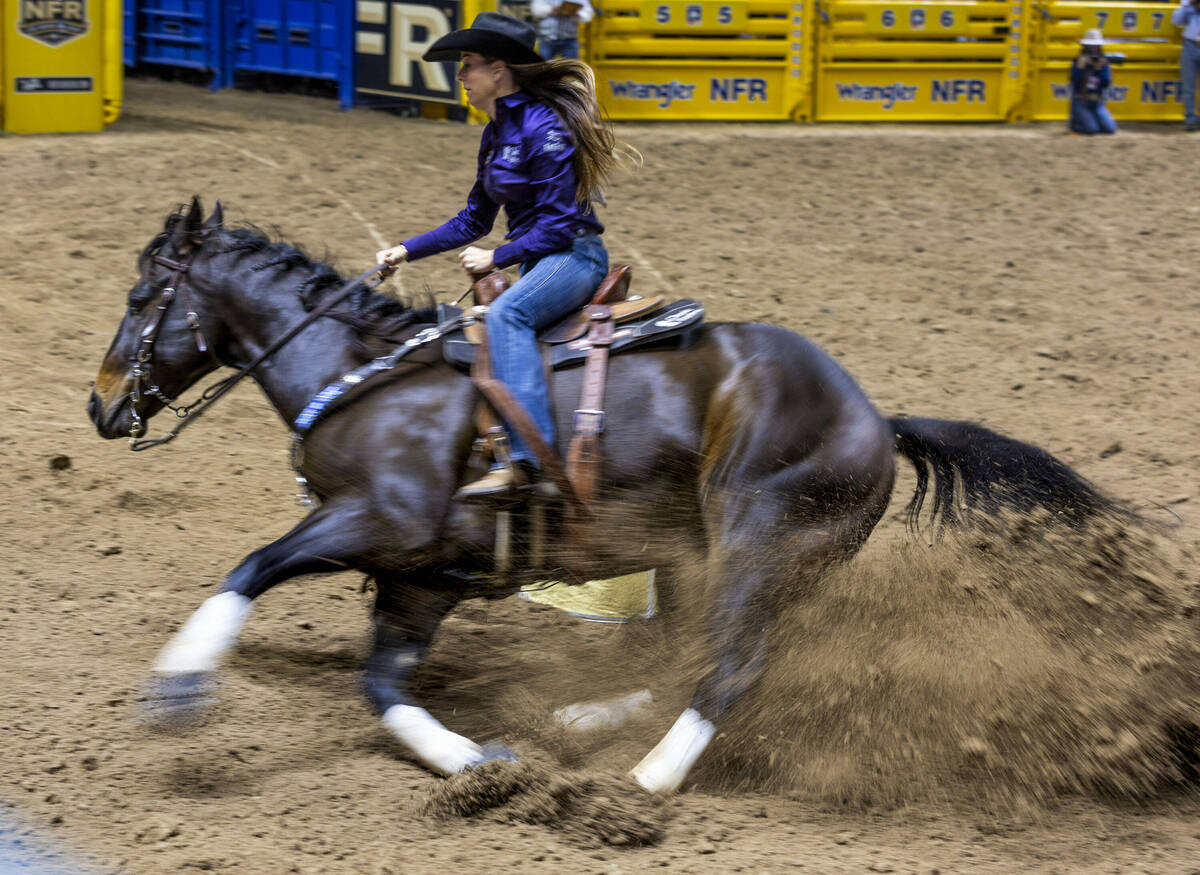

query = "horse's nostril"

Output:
[[87, 392, 100, 422]]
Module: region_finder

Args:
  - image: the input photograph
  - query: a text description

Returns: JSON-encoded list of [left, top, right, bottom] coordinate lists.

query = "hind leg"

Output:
[[632, 459, 892, 794], [553, 569, 668, 733], [556, 688, 655, 733]]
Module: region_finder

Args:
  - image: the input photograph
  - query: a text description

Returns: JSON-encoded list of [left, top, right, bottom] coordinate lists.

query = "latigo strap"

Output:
[[565, 305, 615, 506]]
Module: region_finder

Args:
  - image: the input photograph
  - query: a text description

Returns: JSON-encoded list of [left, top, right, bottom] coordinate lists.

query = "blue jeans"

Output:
[[540, 37, 580, 59], [1182, 39, 1200, 124], [487, 232, 608, 465], [1069, 98, 1117, 135]]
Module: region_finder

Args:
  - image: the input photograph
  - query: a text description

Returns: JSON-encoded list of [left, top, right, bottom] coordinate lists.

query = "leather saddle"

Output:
[[463, 265, 665, 347], [452, 264, 705, 510], [443, 264, 703, 372]]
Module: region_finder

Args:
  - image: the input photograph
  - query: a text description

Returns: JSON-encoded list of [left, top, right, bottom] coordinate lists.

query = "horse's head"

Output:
[[88, 197, 226, 439]]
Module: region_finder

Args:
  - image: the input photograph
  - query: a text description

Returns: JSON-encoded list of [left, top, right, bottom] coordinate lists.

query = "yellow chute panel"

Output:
[[1, 0, 123, 133], [815, 0, 1030, 122], [1021, 1, 1183, 122], [103, 0, 121, 124], [586, 0, 813, 122]]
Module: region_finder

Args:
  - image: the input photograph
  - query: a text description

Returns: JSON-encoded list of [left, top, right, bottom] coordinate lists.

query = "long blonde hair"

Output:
[[506, 58, 639, 205]]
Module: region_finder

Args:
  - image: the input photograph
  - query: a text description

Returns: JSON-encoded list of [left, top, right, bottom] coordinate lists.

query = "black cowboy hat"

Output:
[[422, 12, 543, 66]]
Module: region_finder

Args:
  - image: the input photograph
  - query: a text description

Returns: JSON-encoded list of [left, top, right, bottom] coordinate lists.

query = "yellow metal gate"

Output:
[[1023, 1, 1183, 122], [586, 0, 813, 120], [813, 0, 1031, 120]]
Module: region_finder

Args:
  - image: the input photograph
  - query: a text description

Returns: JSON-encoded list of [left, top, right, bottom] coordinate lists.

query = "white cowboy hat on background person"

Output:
[[1079, 29, 1106, 46]]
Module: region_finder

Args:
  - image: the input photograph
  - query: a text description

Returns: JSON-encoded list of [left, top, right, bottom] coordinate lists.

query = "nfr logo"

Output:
[[19, 0, 89, 47], [1142, 80, 1183, 103], [711, 78, 768, 102], [355, 0, 458, 102], [686, 4, 702, 25], [931, 79, 986, 103]]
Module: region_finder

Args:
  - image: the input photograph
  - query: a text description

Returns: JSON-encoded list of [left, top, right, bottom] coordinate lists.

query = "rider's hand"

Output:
[[376, 244, 408, 277], [459, 246, 495, 275]]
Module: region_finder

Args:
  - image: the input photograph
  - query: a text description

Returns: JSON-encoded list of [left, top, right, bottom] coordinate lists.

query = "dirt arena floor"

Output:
[[2, 77, 1199, 873]]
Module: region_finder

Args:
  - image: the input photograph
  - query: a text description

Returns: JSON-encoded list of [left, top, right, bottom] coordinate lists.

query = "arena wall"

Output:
[[5, 1, 1188, 130]]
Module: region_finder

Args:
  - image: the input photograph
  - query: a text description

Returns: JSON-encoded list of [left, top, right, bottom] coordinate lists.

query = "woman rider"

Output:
[[375, 12, 630, 499]]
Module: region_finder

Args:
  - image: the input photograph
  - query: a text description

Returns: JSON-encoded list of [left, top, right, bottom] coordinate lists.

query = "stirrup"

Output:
[[511, 461, 561, 500]]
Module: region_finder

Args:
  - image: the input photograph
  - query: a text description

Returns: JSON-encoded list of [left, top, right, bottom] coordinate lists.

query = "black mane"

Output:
[[141, 207, 436, 343], [218, 225, 436, 341]]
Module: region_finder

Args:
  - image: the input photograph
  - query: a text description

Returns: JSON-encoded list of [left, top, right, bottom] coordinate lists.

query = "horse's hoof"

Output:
[[475, 742, 519, 765], [556, 689, 654, 733], [139, 673, 215, 728]]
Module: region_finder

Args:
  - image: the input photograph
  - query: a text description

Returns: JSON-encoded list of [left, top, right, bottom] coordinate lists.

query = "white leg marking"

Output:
[[382, 705, 485, 776], [555, 688, 653, 733], [630, 708, 716, 795], [153, 592, 252, 676]]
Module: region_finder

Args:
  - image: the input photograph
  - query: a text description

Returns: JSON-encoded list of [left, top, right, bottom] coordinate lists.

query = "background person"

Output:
[[531, 0, 594, 60], [1070, 30, 1118, 135], [375, 13, 631, 498], [1172, 0, 1200, 131]]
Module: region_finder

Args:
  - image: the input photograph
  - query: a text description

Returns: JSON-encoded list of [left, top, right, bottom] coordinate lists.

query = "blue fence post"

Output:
[[220, 0, 237, 91], [124, 0, 137, 67], [339, 0, 354, 109], [208, 0, 225, 90]]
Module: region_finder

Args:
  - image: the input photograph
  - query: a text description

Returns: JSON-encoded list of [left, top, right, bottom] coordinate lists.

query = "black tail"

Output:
[[889, 416, 1118, 532]]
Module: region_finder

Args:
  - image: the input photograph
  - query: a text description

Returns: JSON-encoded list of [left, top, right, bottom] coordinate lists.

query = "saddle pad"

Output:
[[440, 299, 705, 371]]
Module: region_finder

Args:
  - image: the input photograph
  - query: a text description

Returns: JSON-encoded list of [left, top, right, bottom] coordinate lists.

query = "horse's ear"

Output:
[[203, 200, 224, 232], [170, 196, 206, 250], [185, 195, 203, 226]]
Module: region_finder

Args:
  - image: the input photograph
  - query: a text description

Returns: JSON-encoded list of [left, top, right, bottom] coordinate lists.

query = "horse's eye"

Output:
[[127, 283, 155, 314]]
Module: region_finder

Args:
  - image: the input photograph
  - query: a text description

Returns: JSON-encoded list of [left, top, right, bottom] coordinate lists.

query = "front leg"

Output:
[[367, 576, 516, 776], [146, 499, 373, 720]]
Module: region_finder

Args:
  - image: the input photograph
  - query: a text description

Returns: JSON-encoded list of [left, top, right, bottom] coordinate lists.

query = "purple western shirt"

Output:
[[401, 90, 603, 270]]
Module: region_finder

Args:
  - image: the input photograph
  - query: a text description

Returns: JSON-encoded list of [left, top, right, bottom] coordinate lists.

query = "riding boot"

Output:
[[454, 461, 560, 502], [455, 465, 516, 501]]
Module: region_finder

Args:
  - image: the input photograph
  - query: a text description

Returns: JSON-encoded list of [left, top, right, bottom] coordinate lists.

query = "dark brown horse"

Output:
[[88, 199, 1114, 793]]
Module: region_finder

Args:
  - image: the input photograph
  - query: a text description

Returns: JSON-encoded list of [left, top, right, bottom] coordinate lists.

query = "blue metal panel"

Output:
[[229, 1, 350, 87], [124, 1, 137, 67], [135, 0, 225, 85]]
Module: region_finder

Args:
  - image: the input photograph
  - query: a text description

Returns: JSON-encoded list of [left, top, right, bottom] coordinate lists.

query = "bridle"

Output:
[[128, 246, 220, 446], [125, 234, 391, 451]]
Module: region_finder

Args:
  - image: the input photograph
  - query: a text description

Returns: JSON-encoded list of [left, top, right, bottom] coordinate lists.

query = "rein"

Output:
[[129, 253, 389, 451]]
